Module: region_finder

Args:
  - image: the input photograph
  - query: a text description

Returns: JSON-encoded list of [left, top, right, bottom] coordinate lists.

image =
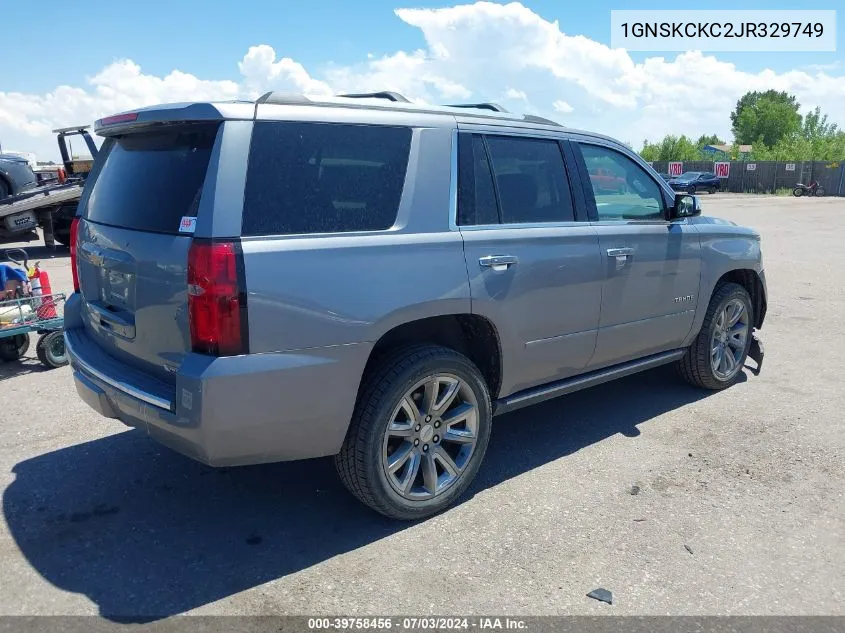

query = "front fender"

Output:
[[683, 219, 765, 345]]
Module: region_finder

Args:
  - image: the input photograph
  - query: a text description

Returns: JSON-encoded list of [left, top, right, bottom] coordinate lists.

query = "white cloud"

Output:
[[505, 88, 528, 101], [3, 1, 845, 160], [553, 100, 573, 113], [238, 45, 332, 99]]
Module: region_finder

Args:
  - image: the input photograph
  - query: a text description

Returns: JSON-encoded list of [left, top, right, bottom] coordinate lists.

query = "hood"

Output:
[[688, 215, 739, 227], [0, 154, 30, 164]]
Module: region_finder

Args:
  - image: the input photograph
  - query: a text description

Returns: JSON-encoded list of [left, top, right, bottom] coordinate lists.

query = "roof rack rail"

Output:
[[255, 92, 313, 105], [522, 114, 561, 127], [444, 102, 509, 113], [337, 91, 411, 103]]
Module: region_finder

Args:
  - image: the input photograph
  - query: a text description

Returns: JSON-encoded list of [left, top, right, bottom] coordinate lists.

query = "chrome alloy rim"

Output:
[[711, 299, 750, 380], [381, 374, 480, 500]]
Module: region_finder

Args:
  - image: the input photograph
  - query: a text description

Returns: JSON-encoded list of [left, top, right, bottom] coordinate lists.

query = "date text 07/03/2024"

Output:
[[307, 617, 528, 630]]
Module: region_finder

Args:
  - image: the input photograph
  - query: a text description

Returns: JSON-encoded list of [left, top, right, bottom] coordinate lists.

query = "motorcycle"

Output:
[[792, 180, 825, 197]]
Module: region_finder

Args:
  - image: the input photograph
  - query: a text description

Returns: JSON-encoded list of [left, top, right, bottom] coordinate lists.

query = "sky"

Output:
[[1, 0, 843, 161]]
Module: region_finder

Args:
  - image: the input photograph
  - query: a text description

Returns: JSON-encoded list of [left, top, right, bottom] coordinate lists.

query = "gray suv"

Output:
[[65, 92, 766, 519]]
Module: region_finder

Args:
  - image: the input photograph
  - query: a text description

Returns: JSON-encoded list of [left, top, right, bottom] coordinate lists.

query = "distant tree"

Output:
[[730, 90, 802, 147], [803, 106, 838, 140], [749, 106, 845, 161], [640, 135, 701, 161], [695, 134, 724, 148]]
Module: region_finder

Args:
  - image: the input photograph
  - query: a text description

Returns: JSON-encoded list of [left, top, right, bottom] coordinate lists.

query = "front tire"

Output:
[[336, 344, 492, 520], [687, 185, 696, 195], [815, 186, 825, 197], [678, 283, 753, 390], [793, 187, 804, 197]]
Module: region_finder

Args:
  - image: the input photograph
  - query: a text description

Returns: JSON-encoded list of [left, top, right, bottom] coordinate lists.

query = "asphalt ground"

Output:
[[0, 194, 842, 619]]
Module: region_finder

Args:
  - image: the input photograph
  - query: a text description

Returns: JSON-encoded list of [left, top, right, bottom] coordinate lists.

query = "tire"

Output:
[[53, 221, 72, 246], [687, 185, 696, 195], [335, 344, 493, 520], [0, 333, 29, 362], [36, 331, 68, 368], [678, 283, 753, 390], [793, 187, 804, 197], [709, 187, 716, 194], [815, 187, 825, 197]]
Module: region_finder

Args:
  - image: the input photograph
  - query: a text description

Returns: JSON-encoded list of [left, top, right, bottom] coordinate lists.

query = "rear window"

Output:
[[242, 121, 412, 236], [84, 124, 218, 234]]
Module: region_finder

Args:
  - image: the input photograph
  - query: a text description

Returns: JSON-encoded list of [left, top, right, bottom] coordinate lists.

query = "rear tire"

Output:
[[793, 187, 804, 197], [0, 333, 29, 362], [52, 213, 74, 247], [36, 331, 67, 368], [815, 187, 825, 197], [335, 344, 492, 520], [678, 283, 753, 390]]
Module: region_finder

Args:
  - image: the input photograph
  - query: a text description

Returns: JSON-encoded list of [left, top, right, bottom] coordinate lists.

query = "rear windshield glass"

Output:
[[84, 124, 218, 234], [242, 121, 412, 236]]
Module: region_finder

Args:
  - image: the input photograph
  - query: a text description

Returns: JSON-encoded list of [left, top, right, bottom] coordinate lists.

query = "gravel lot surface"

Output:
[[1, 195, 842, 619]]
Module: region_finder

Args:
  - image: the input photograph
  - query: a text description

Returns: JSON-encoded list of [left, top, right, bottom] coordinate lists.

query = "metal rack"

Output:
[[253, 90, 563, 127]]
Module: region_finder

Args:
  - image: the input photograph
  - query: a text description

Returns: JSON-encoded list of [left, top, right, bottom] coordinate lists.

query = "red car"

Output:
[[589, 167, 626, 194]]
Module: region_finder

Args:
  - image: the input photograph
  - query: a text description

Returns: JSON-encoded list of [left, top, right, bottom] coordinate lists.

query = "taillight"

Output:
[[70, 217, 80, 292], [187, 241, 247, 356]]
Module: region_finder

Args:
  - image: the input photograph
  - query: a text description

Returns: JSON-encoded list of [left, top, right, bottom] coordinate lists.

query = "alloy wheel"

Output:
[[710, 299, 750, 380], [381, 373, 480, 501]]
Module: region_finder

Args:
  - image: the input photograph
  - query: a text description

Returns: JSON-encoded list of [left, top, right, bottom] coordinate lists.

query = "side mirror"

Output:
[[671, 193, 701, 219]]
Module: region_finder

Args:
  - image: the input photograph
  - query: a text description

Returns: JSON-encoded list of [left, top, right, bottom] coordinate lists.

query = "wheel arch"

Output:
[[684, 266, 767, 348], [361, 314, 503, 401], [715, 269, 767, 329], [0, 173, 12, 196]]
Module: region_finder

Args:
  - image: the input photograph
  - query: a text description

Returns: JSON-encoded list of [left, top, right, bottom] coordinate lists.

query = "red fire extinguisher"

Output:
[[28, 263, 57, 319]]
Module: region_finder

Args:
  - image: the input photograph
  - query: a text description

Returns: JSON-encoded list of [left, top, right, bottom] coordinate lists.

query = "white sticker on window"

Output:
[[179, 217, 197, 233]]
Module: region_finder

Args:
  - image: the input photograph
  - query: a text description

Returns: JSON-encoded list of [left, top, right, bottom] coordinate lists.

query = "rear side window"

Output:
[[84, 124, 217, 234], [242, 122, 412, 236]]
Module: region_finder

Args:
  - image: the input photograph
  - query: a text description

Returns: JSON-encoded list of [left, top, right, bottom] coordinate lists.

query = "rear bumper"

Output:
[[65, 322, 371, 467]]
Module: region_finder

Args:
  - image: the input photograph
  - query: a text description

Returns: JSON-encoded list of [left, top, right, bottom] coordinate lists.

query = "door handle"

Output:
[[606, 247, 633, 271], [479, 255, 519, 271]]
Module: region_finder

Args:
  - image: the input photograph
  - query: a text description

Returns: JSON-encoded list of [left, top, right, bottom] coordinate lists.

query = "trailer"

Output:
[[0, 125, 97, 247]]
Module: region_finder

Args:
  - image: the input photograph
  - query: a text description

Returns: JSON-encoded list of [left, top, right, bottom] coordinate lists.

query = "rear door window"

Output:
[[457, 134, 500, 226], [484, 136, 575, 224], [242, 122, 412, 236], [84, 124, 218, 234]]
